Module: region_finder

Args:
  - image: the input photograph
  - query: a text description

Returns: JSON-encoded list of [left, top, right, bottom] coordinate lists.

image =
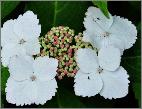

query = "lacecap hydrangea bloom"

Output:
[[1, 11, 41, 67], [83, 7, 137, 53], [6, 55, 58, 106]]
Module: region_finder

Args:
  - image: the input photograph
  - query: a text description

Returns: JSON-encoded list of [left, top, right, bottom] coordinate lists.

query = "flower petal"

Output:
[[1, 44, 26, 67], [6, 77, 37, 106], [76, 48, 99, 74], [74, 70, 103, 97], [109, 16, 137, 49], [14, 11, 41, 40], [86, 7, 113, 31], [82, 30, 93, 43], [99, 67, 130, 99], [101, 36, 125, 54], [33, 56, 58, 81], [35, 79, 57, 105], [83, 15, 104, 37], [98, 46, 121, 71], [83, 7, 113, 50], [1, 19, 19, 47], [24, 38, 40, 55], [8, 55, 34, 81]]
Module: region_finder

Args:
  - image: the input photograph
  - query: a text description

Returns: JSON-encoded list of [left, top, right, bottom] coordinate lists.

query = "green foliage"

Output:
[[1, 1, 20, 19], [25, 1, 91, 35], [39, 78, 86, 108], [1, 98, 4, 108], [122, 22, 141, 107], [92, 0, 109, 18], [1, 66, 10, 94], [56, 85, 85, 108]]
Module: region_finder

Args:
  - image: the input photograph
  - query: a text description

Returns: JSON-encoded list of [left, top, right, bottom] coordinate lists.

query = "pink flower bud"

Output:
[[61, 38, 65, 43], [68, 48, 72, 53], [64, 70, 68, 75], [69, 60, 73, 64], [53, 41, 58, 45], [65, 62, 70, 66], [60, 44, 64, 48], [54, 36, 58, 40], [73, 69, 78, 74], [68, 53, 72, 58]]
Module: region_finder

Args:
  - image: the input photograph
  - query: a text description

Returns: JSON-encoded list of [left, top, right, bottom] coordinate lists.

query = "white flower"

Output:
[[74, 47, 130, 99], [5, 55, 58, 106], [83, 7, 137, 52], [1, 11, 41, 67]]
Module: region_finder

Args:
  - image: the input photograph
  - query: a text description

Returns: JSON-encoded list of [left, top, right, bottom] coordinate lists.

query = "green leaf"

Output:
[[1, 66, 9, 95], [92, 0, 109, 18], [122, 57, 141, 107], [39, 78, 86, 108], [1, 1, 20, 19], [122, 22, 141, 107], [56, 85, 85, 108], [24, 1, 91, 35], [1, 98, 4, 108]]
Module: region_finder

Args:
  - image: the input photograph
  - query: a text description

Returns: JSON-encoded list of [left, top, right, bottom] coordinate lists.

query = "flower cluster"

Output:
[[1, 11, 58, 106], [39, 26, 93, 79], [1, 6, 137, 106], [74, 7, 137, 99]]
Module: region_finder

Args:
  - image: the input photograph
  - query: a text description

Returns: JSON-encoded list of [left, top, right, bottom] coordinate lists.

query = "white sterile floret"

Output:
[[6, 55, 58, 106], [74, 48, 129, 99], [1, 11, 41, 67], [98, 46, 121, 71], [83, 6, 137, 52]]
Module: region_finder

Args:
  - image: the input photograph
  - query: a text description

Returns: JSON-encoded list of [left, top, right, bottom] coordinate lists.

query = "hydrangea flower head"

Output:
[[6, 55, 58, 106], [1, 11, 41, 67], [39, 26, 93, 79], [83, 7, 137, 52], [74, 47, 130, 99]]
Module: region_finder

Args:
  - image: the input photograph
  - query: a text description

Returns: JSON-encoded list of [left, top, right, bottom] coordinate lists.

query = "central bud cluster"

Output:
[[102, 32, 110, 37], [39, 26, 93, 79], [97, 67, 103, 73], [19, 39, 26, 44], [30, 75, 37, 81]]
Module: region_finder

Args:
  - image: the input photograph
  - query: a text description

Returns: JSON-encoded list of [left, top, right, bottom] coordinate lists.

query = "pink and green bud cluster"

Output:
[[39, 26, 93, 79]]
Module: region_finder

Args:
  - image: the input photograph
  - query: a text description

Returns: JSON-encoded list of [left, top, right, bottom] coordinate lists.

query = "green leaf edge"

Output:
[[92, 0, 110, 19]]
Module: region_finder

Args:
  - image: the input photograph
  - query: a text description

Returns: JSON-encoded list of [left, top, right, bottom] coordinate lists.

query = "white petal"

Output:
[[24, 38, 40, 55], [98, 46, 121, 71], [8, 55, 34, 81], [101, 36, 125, 54], [74, 70, 103, 97], [99, 67, 130, 99], [76, 48, 99, 74], [1, 44, 26, 67], [35, 79, 57, 105], [14, 11, 41, 40], [86, 7, 113, 31], [1, 19, 19, 47], [109, 16, 137, 49], [33, 56, 58, 81], [82, 30, 93, 43], [83, 15, 104, 37], [74, 70, 91, 83], [6, 77, 37, 106], [83, 6, 113, 49]]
